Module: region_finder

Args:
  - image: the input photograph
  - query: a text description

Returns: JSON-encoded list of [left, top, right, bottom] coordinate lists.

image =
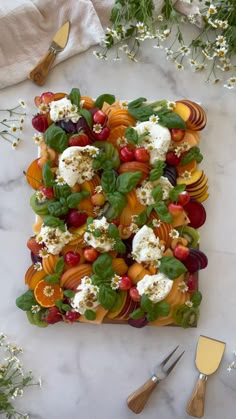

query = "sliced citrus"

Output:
[[34, 280, 63, 308]]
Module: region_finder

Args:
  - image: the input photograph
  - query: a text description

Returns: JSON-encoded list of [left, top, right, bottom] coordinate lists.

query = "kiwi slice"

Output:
[[178, 226, 199, 248], [30, 193, 55, 216]]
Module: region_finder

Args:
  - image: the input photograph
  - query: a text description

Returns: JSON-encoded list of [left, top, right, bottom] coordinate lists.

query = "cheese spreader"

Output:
[[28, 21, 70, 86], [186, 335, 225, 418]]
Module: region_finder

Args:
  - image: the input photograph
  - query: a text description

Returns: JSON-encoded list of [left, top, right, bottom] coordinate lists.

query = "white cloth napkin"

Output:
[[0, 0, 201, 90]]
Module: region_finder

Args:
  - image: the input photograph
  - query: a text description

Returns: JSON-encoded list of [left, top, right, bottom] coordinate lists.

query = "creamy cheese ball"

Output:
[[38, 225, 72, 255], [84, 217, 115, 252], [136, 176, 173, 206], [134, 121, 171, 164], [137, 272, 173, 303], [132, 225, 164, 264], [49, 97, 80, 122], [58, 146, 99, 187]]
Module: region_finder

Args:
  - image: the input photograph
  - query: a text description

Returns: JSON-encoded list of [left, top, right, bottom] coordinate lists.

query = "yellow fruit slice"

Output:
[[79, 306, 108, 324], [177, 170, 203, 186]]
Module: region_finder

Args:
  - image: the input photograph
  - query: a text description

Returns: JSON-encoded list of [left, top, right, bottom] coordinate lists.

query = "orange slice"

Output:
[[34, 280, 63, 308]]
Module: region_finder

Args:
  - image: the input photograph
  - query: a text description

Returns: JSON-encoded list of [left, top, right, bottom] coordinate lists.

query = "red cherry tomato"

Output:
[[119, 146, 135, 162], [177, 191, 190, 206], [39, 186, 54, 199], [68, 133, 90, 147], [129, 287, 141, 302], [119, 276, 132, 291], [134, 147, 150, 162], [84, 248, 99, 262], [94, 126, 110, 141], [93, 110, 108, 125]]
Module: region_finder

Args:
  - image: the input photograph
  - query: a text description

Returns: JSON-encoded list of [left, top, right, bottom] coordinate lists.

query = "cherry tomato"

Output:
[[64, 251, 81, 266], [119, 146, 135, 162], [94, 126, 110, 141], [93, 110, 107, 125], [68, 133, 90, 147], [177, 191, 190, 206], [134, 147, 150, 162], [84, 248, 99, 262], [129, 287, 141, 302], [39, 186, 54, 199], [119, 276, 132, 291]]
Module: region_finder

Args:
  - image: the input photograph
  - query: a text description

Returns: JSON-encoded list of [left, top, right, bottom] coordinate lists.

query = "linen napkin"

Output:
[[0, 0, 104, 89], [0, 0, 202, 90]]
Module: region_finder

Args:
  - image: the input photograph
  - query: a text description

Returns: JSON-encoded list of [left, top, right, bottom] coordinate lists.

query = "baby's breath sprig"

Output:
[[0, 99, 27, 149], [95, 0, 236, 90], [0, 333, 41, 419]]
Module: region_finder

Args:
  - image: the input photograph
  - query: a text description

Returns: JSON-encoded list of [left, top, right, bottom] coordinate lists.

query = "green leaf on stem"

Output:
[[159, 256, 187, 279], [69, 88, 81, 108], [44, 124, 68, 153], [95, 94, 116, 109]]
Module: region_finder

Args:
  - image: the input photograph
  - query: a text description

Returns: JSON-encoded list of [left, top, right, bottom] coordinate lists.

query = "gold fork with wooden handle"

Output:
[[127, 346, 184, 414]]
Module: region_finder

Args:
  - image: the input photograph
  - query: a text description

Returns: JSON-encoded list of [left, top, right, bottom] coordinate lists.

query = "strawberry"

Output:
[[44, 307, 62, 324], [68, 133, 90, 147]]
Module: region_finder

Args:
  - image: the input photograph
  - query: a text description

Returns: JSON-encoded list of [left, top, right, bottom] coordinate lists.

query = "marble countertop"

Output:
[[0, 42, 236, 419]]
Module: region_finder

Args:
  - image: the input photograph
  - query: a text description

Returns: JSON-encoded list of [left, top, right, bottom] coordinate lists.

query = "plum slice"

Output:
[[183, 253, 201, 273], [128, 316, 148, 328], [189, 248, 208, 269], [184, 199, 206, 228]]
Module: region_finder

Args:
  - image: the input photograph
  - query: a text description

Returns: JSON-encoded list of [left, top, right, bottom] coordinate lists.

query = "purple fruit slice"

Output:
[[189, 248, 208, 269], [183, 253, 201, 273], [184, 199, 206, 228], [30, 251, 42, 264], [128, 316, 148, 328]]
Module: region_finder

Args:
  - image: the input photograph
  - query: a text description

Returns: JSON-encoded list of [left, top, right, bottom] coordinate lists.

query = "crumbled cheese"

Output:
[[49, 97, 81, 122], [71, 277, 99, 315], [136, 176, 173, 206], [84, 217, 115, 252], [134, 121, 171, 164], [137, 272, 173, 303], [38, 225, 72, 255], [58, 146, 99, 187], [132, 225, 164, 264]]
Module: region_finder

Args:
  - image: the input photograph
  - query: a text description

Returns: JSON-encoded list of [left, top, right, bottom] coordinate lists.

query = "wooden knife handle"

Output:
[[28, 50, 56, 86], [186, 374, 208, 418], [127, 377, 158, 414]]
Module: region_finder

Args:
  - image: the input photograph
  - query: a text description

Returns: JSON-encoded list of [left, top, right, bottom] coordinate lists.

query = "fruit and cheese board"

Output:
[[16, 89, 208, 328]]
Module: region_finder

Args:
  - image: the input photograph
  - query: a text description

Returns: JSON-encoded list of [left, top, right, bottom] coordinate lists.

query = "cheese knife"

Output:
[[28, 21, 70, 86], [186, 335, 226, 418]]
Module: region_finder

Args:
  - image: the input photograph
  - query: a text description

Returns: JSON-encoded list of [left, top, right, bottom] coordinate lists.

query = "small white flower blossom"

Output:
[[33, 262, 43, 271], [185, 300, 193, 308], [111, 274, 121, 290], [93, 123, 103, 134], [169, 229, 179, 239], [181, 170, 192, 180], [119, 100, 129, 109], [149, 115, 159, 124], [167, 101, 176, 110], [31, 305, 41, 314], [178, 281, 189, 293], [55, 176, 66, 185], [18, 99, 27, 108]]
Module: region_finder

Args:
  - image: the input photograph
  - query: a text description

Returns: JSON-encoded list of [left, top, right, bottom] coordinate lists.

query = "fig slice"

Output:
[[184, 199, 206, 228], [128, 316, 148, 328], [183, 253, 201, 273], [189, 248, 208, 269]]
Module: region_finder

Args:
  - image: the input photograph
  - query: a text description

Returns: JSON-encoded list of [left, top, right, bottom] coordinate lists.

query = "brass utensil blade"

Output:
[[52, 21, 70, 50], [196, 335, 225, 376]]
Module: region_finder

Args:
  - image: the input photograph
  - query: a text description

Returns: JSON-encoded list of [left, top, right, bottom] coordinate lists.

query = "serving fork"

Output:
[[127, 345, 184, 414]]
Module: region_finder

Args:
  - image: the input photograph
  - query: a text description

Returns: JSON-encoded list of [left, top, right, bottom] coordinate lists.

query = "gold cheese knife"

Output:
[[186, 335, 225, 418], [28, 21, 70, 86]]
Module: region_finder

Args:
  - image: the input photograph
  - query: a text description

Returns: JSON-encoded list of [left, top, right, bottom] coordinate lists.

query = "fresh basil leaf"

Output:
[[128, 106, 154, 121], [69, 88, 81, 108], [152, 185, 163, 202], [141, 294, 153, 312], [44, 273, 60, 285], [108, 224, 119, 239], [146, 205, 155, 217], [101, 170, 117, 193], [92, 254, 114, 281], [154, 203, 173, 223], [61, 304, 71, 312], [42, 162, 54, 187], [95, 94, 116, 109], [98, 284, 117, 310], [125, 126, 139, 144], [43, 215, 66, 231], [63, 289, 75, 298], [114, 240, 126, 254], [106, 192, 127, 220], [181, 146, 203, 166], [129, 308, 145, 319], [16, 290, 37, 311], [154, 301, 171, 317], [136, 210, 147, 227], [79, 108, 92, 128], [86, 216, 94, 226], [92, 228, 101, 238], [191, 291, 202, 307], [53, 184, 71, 199], [128, 97, 147, 109], [116, 171, 142, 194], [158, 112, 186, 129], [67, 191, 89, 208], [54, 257, 65, 275], [159, 256, 187, 279], [149, 161, 166, 181], [84, 309, 96, 320], [169, 184, 186, 202], [44, 124, 68, 153]]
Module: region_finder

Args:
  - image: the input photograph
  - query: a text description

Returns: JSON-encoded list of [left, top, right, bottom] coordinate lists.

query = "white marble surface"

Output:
[[0, 42, 236, 419]]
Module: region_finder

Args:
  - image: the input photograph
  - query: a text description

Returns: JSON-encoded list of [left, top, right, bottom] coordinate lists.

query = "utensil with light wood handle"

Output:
[[127, 346, 184, 414], [186, 335, 225, 418], [28, 21, 70, 86]]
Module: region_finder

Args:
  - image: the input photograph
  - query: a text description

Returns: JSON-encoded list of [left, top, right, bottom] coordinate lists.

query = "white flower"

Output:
[[38, 103, 49, 114], [9, 124, 17, 133], [18, 99, 26, 108], [175, 62, 184, 71], [152, 219, 161, 228], [149, 115, 159, 124], [181, 170, 192, 180], [55, 175, 66, 185], [178, 281, 189, 293], [185, 301, 193, 307], [111, 274, 121, 290], [93, 123, 103, 134], [167, 101, 176, 110], [33, 133, 43, 144], [33, 262, 43, 271], [216, 35, 227, 47], [179, 46, 190, 56], [38, 248, 49, 258], [136, 22, 145, 32], [119, 100, 129, 109], [224, 83, 234, 90], [31, 305, 41, 314], [163, 29, 171, 37], [157, 15, 163, 21], [228, 77, 236, 85], [207, 5, 217, 17], [169, 229, 179, 239], [126, 51, 138, 62]]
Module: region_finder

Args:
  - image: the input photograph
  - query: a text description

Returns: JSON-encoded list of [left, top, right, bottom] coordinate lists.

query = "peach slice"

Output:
[[79, 306, 108, 324], [25, 158, 43, 190], [177, 170, 203, 186], [174, 100, 207, 131], [118, 161, 151, 182]]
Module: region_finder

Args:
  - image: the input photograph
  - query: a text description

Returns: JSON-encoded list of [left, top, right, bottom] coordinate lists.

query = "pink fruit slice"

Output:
[[128, 316, 148, 328], [184, 199, 206, 228]]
